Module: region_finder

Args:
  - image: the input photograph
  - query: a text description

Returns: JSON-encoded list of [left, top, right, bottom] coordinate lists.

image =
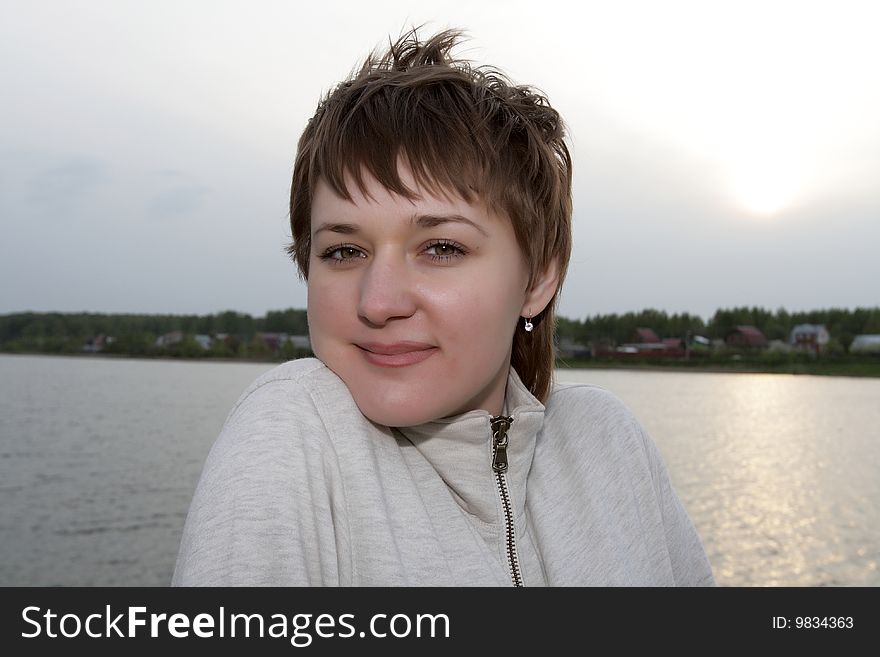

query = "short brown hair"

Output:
[[287, 28, 572, 402]]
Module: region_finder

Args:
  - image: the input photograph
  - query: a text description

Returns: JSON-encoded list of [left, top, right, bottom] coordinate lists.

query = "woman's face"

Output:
[[307, 164, 535, 427]]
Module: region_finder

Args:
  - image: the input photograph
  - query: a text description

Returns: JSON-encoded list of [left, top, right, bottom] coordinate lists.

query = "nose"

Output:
[[357, 250, 417, 327]]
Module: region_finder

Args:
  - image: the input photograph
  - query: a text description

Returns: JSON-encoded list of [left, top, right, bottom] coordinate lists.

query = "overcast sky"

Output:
[[2, 0, 878, 322]]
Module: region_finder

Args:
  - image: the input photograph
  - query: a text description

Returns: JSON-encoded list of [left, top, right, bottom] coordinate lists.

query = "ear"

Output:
[[520, 258, 561, 318]]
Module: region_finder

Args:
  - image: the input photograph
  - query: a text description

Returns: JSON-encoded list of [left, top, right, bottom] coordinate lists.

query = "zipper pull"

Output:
[[490, 415, 514, 473]]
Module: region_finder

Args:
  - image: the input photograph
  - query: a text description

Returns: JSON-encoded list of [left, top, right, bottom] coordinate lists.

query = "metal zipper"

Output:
[[490, 414, 523, 587]]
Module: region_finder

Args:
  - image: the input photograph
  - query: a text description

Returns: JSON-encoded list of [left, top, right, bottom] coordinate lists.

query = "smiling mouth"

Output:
[[355, 343, 438, 368]]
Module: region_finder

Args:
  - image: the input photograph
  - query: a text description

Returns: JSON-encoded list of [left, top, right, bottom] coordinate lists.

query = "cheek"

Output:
[[423, 273, 522, 347], [307, 275, 353, 341]]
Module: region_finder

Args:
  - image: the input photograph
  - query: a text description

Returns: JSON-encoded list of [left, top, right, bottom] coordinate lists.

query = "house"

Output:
[[789, 324, 830, 354], [194, 334, 213, 350], [617, 341, 666, 356], [725, 326, 768, 349], [620, 327, 664, 354], [289, 335, 312, 351], [155, 330, 184, 347], [616, 328, 681, 358], [663, 337, 685, 350], [632, 328, 660, 343], [591, 337, 616, 358], [256, 332, 289, 352], [850, 335, 880, 355], [555, 337, 591, 359], [688, 335, 711, 353], [214, 332, 229, 344], [82, 334, 115, 353]]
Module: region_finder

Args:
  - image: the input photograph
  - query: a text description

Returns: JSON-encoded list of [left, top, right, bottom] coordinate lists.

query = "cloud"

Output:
[[25, 156, 109, 211], [147, 185, 210, 217]]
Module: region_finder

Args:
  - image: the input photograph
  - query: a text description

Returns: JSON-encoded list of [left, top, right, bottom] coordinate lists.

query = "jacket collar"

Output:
[[394, 367, 545, 525]]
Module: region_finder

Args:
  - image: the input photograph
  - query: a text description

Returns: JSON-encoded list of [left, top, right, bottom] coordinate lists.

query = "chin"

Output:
[[351, 394, 443, 428], [348, 379, 474, 426]]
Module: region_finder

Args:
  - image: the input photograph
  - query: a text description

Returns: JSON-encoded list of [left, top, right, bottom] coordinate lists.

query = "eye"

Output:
[[317, 244, 367, 264], [424, 240, 468, 263]]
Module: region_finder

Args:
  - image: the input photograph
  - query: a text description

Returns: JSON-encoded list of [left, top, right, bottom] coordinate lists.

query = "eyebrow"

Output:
[[413, 213, 490, 236], [312, 213, 490, 238]]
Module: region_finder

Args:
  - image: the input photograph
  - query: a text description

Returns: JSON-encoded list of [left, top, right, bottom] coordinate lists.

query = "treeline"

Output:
[[556, 306, 880, 352], [0, 309, 309, 358], [2, 306, 880, 358]]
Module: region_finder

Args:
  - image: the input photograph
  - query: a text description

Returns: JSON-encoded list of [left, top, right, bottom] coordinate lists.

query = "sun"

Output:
[[727, 161, 801, 217]]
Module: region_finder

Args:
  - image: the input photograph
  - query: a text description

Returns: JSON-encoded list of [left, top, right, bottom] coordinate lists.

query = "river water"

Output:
[[1, 354, 877, 586]]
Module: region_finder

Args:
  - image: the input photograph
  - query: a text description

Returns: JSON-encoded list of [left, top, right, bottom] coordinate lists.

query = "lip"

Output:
[[356, 341, 438, 368]]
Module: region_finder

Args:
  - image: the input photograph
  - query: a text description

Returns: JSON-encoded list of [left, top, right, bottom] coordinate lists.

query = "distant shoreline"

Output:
[[0, 351, 280, 366], [556, 358, 880, 378], [3, 350, 879, 378]]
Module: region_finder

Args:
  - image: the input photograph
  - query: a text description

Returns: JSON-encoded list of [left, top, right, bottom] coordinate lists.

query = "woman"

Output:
[[172, 29, 715, 586]]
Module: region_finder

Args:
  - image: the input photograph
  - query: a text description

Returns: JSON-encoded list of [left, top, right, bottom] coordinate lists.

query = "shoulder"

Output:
[[541, 380, 715, 585], [205, 358, 358, 471], [542, 380, 657, 473], [229, 357, 341, 408], [545, 381, 643, 436], [222, 358, 352, 427], [175, 359, 354, 585]]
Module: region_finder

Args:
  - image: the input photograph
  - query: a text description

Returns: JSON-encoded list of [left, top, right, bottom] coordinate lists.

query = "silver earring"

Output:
[[524, 316, 533, 332]]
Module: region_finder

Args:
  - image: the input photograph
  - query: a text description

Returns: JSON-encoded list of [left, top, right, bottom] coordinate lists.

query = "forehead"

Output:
[[310, 165, 501, 231], [314, 176, 465, 212]]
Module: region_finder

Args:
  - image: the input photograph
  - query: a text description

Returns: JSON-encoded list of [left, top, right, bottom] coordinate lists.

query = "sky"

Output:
[[1, 0, 878, 322]]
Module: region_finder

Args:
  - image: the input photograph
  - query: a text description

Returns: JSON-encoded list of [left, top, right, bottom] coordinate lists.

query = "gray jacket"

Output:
[[172, 358, 715, 586]]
